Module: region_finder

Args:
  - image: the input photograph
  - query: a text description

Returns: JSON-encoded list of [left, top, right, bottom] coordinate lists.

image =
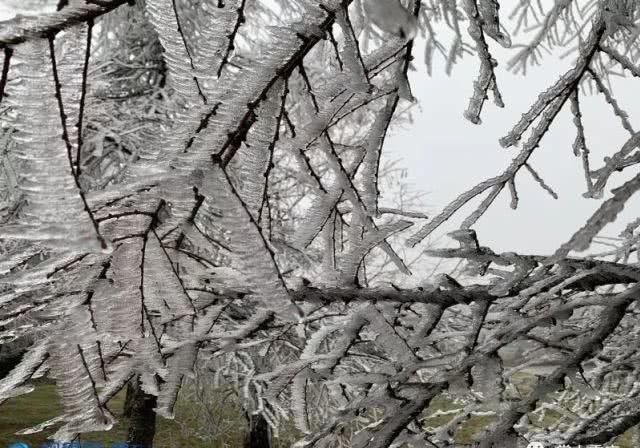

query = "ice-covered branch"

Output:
[[0, 0, 129, 47]]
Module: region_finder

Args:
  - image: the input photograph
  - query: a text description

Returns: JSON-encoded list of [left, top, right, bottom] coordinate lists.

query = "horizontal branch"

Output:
[[0, 0, 128, 47], [290, 259, 637, 308], [425, 245, 640, 291], [292, 284, 494, 307]]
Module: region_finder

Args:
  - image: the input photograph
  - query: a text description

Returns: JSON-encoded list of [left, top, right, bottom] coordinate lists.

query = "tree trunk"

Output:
[[123, 380, 135, 418], [0, 336, 32, 378], [125, 376, 157, 448], [243, 413, 272, 448]]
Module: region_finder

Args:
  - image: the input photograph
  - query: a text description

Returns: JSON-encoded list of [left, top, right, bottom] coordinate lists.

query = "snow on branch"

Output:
[[2, 0, 640, 446], [0, 0, 129, 47]]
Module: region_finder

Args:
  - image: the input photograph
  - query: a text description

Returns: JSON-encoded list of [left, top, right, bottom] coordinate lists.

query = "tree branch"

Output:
[[0, 0, 129, 47]]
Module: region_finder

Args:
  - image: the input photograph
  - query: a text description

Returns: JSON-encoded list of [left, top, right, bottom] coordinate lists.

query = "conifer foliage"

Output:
[[1, 1, 640, 446]]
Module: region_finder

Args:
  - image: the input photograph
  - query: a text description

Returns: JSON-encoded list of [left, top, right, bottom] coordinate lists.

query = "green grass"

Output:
[[0, 378, 637, 447], [420, 372, 637, 448], [0, 380, 258, 447], [1, 379, 62, 446]]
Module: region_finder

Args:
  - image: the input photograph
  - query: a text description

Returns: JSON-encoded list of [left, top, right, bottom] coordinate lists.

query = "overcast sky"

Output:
[[386, 38, 640, 256]]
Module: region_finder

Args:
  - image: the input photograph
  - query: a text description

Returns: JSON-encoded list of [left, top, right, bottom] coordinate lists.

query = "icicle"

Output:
[[197, 165, 295, 316], [336, 9, 371, 93], [4, 40, 106, 252], [0, 341, 47, 402], [144, 0, 205, 105]]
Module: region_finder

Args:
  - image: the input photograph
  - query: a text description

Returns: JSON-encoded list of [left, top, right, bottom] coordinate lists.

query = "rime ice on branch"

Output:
[[1, 1, 640, 447]]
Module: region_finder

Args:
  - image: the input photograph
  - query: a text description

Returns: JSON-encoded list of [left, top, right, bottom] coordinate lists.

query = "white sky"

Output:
[[387, 39, 640, 256], [0, 1, 55, 20], [0, 6, 11, 21]]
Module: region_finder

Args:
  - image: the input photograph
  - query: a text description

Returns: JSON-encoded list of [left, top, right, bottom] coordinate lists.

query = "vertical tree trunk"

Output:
[[243, 413, 272, 448], [123, 380, 135, 418], [125, 376, 157, 448]]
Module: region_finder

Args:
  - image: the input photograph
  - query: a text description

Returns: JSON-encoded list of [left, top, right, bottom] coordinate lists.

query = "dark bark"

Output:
[[0, 336, 31, 378], [0, 347, 24, 378], [243, 413, 272, 448], [123, 379, 136, 418], [125, 376, 157, 448]]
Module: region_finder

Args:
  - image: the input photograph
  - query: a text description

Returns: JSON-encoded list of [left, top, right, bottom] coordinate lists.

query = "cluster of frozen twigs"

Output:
[[1, 0, 640, 447]]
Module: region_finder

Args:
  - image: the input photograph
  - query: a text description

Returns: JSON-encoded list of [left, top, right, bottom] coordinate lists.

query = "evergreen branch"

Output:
[[0, 0, 129, 47]]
